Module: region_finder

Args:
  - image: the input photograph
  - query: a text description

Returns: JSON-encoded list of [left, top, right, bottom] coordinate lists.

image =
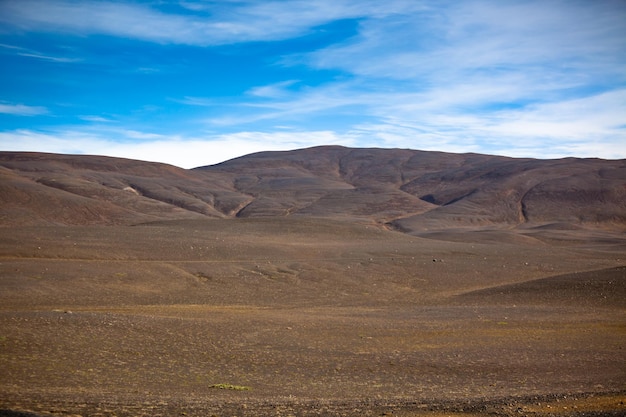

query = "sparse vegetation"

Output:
[[209, 383, 251, 391]]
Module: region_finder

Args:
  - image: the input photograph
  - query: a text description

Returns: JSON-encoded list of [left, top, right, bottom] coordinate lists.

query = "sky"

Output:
[[0, 0, 625, 168]]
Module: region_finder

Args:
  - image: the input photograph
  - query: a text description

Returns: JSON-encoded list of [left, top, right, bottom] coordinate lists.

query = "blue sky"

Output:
[[0, 0, 625, 168]]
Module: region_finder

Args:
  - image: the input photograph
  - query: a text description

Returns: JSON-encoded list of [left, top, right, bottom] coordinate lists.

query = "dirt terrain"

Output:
[[0, 218, 624, 416], [0, 148, 625, 416]]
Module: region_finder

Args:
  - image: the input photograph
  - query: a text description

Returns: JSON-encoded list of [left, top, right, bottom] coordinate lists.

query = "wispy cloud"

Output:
[[306, 1, 626, 82], [350, 88, 626, 160], [0, 103, 48, 116], [276, 1, 626, 157], [204, 81, 362, 127], [247, 80, 300, 99], [79, 115, 114, 123], [173, 97, 218, 107], [0, 42, 80, 63], [1, 1, 192, 44], [0, 0, 407, 46], [16, 52, 80, 63]]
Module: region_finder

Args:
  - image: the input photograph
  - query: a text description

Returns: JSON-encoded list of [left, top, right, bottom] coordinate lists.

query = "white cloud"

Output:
[[199, 80, 363, 128], [1, 1, 193, 44], [248, 80, 300, 99], [0, 128, 358, 169], [274, 1, 626, 158], [0, 42, 80, 63], [351, 89, 626, 160], [197, 73, 626, 159], [0, 0, 420, 46], [16, 52, 80, 63], [482, 90, 626, 139], [301, 0, 626, 113], [172, 97, 217, 107], [0, 103, 48, 116], [307, 1, 626, 81], [79, 115, 113, 123]]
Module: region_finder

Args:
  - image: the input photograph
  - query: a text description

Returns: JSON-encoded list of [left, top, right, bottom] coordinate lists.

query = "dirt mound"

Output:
[[456, 266, 626, 307]]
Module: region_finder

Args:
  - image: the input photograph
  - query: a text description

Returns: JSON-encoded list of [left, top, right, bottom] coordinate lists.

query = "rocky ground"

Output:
[[0, 218, 624, 416]]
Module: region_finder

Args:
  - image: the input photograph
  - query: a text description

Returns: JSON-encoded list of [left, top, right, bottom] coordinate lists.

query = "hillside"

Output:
[[1, 146, 624, 231]]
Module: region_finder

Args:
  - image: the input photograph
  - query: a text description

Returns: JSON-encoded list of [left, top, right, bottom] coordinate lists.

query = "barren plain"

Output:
[[0, 147, 625, 416]]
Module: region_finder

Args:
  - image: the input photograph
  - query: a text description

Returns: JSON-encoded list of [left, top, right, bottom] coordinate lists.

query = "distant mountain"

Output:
[[1, 146, 625, 231]]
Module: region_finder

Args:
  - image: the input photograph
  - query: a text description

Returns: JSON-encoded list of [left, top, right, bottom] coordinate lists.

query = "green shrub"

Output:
[[209, 383, 251, 391]]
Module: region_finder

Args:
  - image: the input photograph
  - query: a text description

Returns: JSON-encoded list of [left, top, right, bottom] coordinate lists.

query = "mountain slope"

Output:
[[198, 146, 626, 229], [1, 147, 624, 231]]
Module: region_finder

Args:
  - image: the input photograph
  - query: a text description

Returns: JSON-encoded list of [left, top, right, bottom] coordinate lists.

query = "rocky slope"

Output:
[[1, 146, 624, 231]]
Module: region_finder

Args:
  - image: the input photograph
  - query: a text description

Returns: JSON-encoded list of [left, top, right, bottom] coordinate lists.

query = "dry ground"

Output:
[[0, 218, 624, 416]]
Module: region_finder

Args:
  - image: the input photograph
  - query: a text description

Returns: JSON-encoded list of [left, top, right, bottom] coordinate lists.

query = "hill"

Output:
[[1, 146, 624, 232]]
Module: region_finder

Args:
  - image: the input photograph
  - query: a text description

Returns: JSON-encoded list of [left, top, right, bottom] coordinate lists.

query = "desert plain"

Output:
[[0, 147, 625, 416]]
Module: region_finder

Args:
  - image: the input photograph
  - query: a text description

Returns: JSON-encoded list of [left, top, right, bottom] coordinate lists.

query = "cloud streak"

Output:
[[0, 0, 418, 46], [0, 103, 48, 116], [0, 42, 80, 63]]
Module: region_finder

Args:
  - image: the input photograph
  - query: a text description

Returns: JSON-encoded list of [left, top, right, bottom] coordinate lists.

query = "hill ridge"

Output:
[[1, 147, 624, 230]]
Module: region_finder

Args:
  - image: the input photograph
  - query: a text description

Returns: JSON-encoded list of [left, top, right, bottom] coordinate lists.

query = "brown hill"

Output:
[[1, 146, 624, 231]]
